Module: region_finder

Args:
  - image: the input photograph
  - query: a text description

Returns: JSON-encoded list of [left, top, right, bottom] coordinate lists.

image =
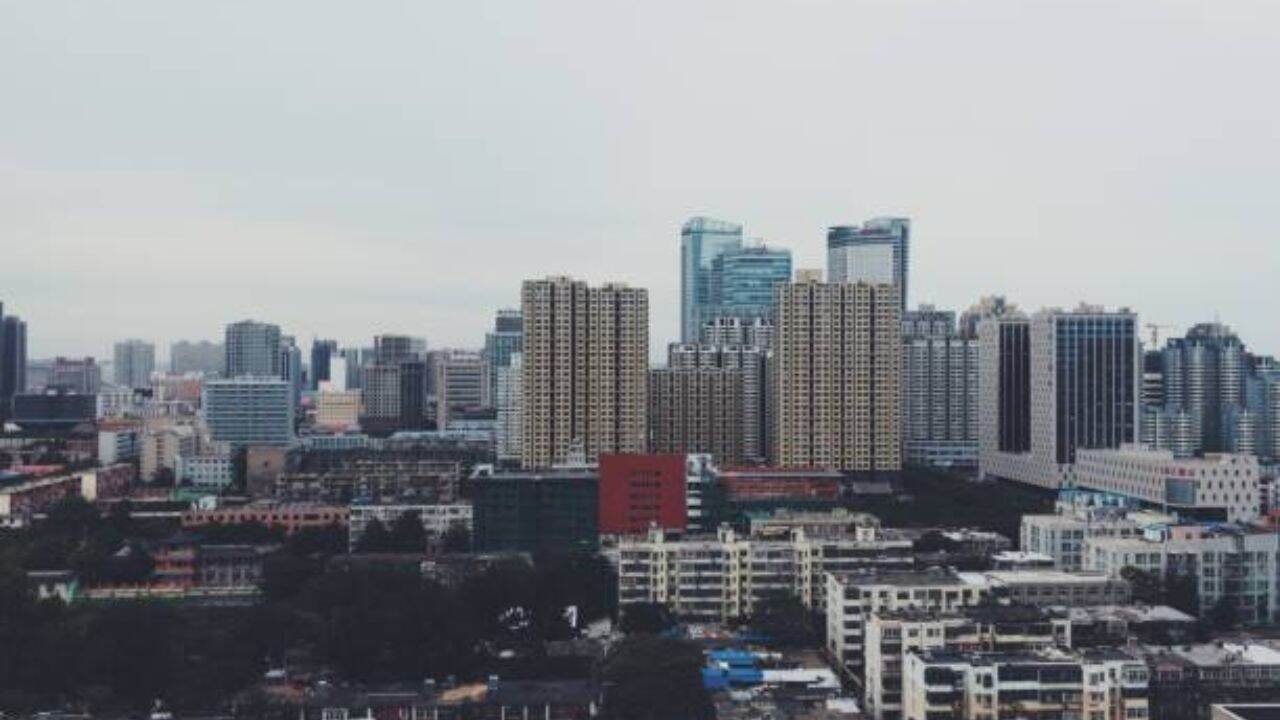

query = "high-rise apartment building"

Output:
[[170, 340, 224, 376], [680, 216, 743, 342], [112, 339, 155, 389], [648, 367, 744, 466], [901, 306, 978, 468], [225, 320, 282, 377], [772, 279, 901, 472], [708, 243, 792, 323], [700, 316, 774, 349], [495, 353, 523, 463], [671, 317, 773, 463], [1161, 322, 1249, 455], [0, 303, 27, 420], [979, 305, 1140, 490], [201, 376, 294, 447], [483, 309, 523, 404], [669, 343, 770, 464], [520, 276, 648, 467], [826, 218, 910, 310], [310, 339, 338, 390]]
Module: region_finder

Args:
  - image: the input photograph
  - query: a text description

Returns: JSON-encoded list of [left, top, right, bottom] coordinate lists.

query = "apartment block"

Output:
[[900, 648, 1149, 720], [773, 279, 901, 471], [520, 277, 647, 467], [617, 526, 914, 623], [1083, 524, 1280, 624], [648, 367, 744, 466], [864, 605, 1071, 720]]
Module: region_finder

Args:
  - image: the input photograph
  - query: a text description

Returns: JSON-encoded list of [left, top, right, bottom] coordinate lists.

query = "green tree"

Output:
[[354, 518, 392, 553], [619, 603, 675, 635], [441, 522, 471, 553], [748, 592, 812, 647], [1208, 597, 1239, 631], [1121, 566, 1163, 605], [601, 636, 713, 720], [388, 511, 427, 553]]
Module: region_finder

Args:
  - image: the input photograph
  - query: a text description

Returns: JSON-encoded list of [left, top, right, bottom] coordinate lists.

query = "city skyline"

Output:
[[3, 2, 1278, 359]]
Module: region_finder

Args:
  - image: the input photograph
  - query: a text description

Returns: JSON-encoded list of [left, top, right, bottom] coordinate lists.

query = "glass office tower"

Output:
[[709, 244, 792, 323], [827, 217, 910, 310], [680, 216, 743, 342]]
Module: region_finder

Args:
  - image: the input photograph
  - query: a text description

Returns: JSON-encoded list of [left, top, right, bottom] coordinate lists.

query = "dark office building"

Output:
[[310, 339, 338, 390], [998, 319, 1031, 453], [12, 389, 96, 429], [472, 469, 598, 553], [399, 360, 427, 429], [0, 302, 28, 421]]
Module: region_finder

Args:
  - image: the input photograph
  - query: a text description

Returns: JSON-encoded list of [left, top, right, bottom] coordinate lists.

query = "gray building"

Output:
[[113, 339, 155, 389], [980, 305, 1140, 490], [826, 217, 910, 310], [280, 335, 304, 411], [680, 216, 744, 342], [669, 342, 769, 464], [902, 306, 978, 468], [225, 320, 282, 377], [483, 309, 523, 405], [202, 376, 294, 446], [310, 339, 338, 390], [1161, 322, 1250, 455], [170, 340, 225, 376]]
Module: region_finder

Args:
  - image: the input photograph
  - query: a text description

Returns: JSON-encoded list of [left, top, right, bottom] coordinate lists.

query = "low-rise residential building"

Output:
[[97, 426, 140, 465], [981, 570, 1132, 607], [1075, 445, 1261, 522], [1083, 524, 1280, 625], [825, 569, 990, 680], [348, 502, 473, 551], [618, 525, 914, 623], [177, 452, 234, 490], [275, 459, 461, 504], [181, 502, 349, 534], [140, 424, 197, 481], [901, 648, 1149, 720], [1144, 643, 1280, 720], [826, 569, 1131, 680], [864, 605, 1072, 720], [1021, 497, 1176, 571]]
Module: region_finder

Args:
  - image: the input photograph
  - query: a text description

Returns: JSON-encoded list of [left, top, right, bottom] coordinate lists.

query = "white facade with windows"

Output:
[[1074, 445, 1260, 522]]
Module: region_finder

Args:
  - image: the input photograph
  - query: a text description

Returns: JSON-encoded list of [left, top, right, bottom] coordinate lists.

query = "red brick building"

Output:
[[717, 467, 841, 502], [597, 453, 687, 535]]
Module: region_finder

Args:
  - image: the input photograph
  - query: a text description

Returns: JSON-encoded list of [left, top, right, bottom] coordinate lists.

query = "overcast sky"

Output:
[[2, 0, 1277, 362]]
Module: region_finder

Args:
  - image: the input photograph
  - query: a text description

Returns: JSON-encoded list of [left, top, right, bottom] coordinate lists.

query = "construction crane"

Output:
[[1145, 323, 1174, 349]]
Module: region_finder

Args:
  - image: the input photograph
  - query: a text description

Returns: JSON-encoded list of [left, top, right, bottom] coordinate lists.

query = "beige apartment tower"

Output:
[[520, 276, 649, 467], [772, 280, 901, 471]]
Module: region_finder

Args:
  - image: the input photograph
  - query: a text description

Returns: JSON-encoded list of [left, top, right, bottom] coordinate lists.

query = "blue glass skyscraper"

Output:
[[680, 216, 743, 342], [709, 244, 792, 322]]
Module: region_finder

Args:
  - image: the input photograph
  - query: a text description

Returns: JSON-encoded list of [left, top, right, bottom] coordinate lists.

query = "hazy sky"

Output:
[[3, 1, 1277, 361]]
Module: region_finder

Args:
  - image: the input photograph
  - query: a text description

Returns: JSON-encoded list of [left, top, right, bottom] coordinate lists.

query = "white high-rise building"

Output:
[[496, 353, 523, 463]]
